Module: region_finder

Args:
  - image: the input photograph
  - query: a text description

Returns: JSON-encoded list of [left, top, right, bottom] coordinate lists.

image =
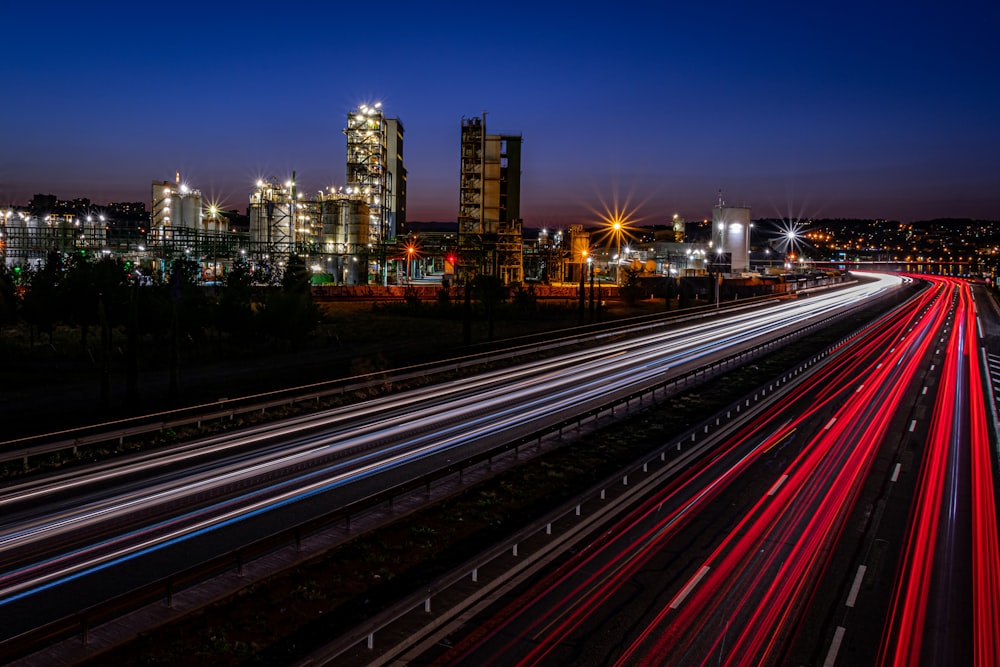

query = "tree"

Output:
[[63, 251, 96, 350], [618, 267, 643, 306], [472, 274, 505, 342], [63, 253, 130, 351], [260, 256, 318, 347], [679, 278, 695, 309], [218, 256, 256, 345], [281, 255, 310, 295], [22, 252, 63, 346], [0, 264, 17, 337], [165, 257, 208, 404]]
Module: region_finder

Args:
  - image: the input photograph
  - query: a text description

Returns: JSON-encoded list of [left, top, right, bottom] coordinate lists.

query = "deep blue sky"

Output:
[[3, 1, 998, 226]]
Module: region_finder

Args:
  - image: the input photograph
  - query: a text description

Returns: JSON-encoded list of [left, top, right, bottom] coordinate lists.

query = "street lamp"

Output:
[[597, 209, 634, 285], [715, 247, 725, 307], [402, 244, 416, 284], [785, 230, 798, 270], [612, 220, 622, 284]]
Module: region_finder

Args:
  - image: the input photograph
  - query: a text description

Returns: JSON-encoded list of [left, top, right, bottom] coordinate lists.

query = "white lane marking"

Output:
[[846, 565, 867, 607], [909, 420, 917, 432], [670, 565, 710, 609], [768, 474, 789, 497], [824, 627, 847, 667], [825, 417, 837, 430], [891, 463, 901, 482]]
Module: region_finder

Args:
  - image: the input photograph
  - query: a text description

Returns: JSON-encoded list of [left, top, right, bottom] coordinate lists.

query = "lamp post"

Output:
[[715, 247, 724, 308], [579, 249, 588, 325], [613, 220, 622, 285], [785, 230, 798, 270]]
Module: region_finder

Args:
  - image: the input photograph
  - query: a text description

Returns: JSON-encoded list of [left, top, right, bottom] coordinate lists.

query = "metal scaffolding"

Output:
[[457, 115, 523, 284], [345, 103, 389, 244], [249, 178, 296, 258]]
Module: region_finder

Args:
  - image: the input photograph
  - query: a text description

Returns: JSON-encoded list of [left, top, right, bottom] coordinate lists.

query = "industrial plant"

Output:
[[0, 102, 793, 289]]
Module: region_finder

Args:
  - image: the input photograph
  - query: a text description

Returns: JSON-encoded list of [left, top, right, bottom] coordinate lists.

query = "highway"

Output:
[[0, 274, 902, 647], [877, 277, 1000, 665], [419, 275, 1000, 666]]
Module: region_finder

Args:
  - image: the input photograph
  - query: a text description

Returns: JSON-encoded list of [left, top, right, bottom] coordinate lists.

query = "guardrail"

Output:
[[303, 282, 930, 664], [0, 293, 795, 466], [0, 280, 917, 664]]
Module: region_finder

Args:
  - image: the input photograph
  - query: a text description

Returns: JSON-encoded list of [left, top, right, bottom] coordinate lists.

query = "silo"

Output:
[[342, 199, 370, 248], [174, 192, 202, 230], [341, 200, 369, 284], [319, 199, 347, 249]]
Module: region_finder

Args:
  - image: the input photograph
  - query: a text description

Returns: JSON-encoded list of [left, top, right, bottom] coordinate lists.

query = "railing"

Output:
[[300, 283, 930, 664], [0, 293, 791, 466], [0, 282, 922, 663]]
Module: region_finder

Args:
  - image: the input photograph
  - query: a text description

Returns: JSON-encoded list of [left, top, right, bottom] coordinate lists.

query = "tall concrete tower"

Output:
[[457, 114, 523, 284], [712, 191, 751, 273]]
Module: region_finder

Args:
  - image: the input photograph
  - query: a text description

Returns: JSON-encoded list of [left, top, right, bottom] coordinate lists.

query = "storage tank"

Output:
[[342, 199, 370, 248], [319, 198, 369, 250], [173, 192, 201, 229], [249, 200, 293, 249]]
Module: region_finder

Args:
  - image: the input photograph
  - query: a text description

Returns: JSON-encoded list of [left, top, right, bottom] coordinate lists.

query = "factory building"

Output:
[[457, 114, 523, 284], [248, 177, 371, 282]]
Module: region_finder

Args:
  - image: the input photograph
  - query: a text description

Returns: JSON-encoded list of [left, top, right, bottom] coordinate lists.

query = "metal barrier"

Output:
[[0, 281, 920, 663], [0, 294, 789, 465]]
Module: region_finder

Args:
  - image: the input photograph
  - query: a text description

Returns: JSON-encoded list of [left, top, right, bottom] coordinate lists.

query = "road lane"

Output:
[[0, 274, 904, 644]]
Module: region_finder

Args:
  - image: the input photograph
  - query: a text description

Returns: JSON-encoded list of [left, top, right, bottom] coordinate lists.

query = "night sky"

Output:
[[3, 1, 998, 227]]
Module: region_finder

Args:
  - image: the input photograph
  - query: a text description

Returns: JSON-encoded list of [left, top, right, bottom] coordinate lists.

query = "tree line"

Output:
[[0, 252, 319, 408]]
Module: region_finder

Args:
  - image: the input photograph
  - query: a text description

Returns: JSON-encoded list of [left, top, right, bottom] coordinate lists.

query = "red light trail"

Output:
[[879, 278, 1000, 666], [439, 275, 1000, 667]]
